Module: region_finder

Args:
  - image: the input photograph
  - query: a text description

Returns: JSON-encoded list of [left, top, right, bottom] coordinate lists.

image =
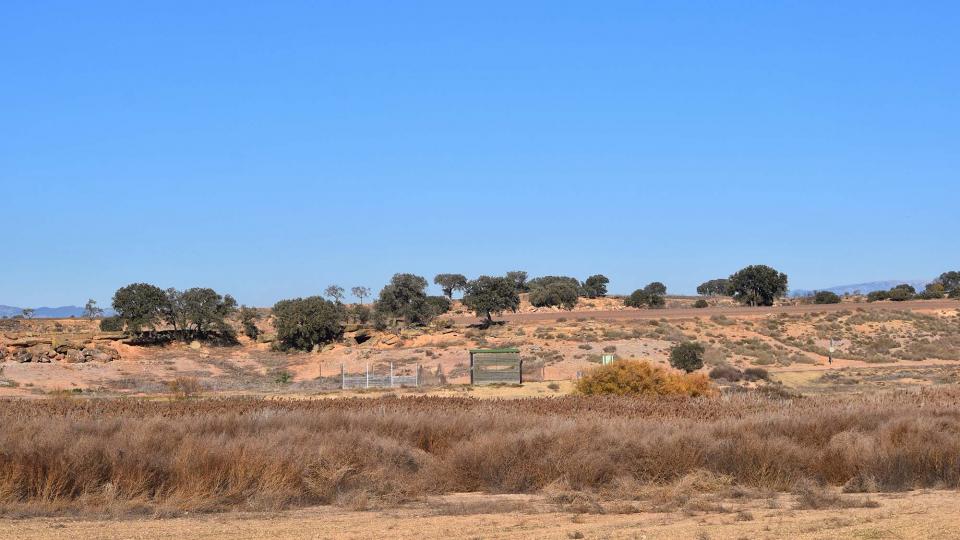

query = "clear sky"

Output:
[[2, 1, 958, 307]]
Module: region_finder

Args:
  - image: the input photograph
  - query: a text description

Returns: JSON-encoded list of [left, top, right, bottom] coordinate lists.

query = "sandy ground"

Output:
[[3, 490, 957, 539]]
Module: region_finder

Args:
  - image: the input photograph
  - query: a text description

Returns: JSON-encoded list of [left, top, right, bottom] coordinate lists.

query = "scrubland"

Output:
[[2, 388, 959, 517]]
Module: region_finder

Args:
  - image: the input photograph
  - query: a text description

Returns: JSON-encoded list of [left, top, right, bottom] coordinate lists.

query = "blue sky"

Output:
[[2, 1, 958, 307]]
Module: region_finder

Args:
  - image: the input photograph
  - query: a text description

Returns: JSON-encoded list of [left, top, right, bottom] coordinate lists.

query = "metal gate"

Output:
[[469, 348, 522, 385]]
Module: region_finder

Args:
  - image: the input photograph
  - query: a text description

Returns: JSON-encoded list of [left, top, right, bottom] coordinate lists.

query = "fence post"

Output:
[[390, 362, 394, 388], [416, 364, 421, 387], [365, 363, 369, 389], [341, 363, 345, 390]]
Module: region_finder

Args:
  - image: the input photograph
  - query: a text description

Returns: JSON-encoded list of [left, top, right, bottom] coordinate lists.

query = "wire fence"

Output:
[[341, 363, 421, 389]]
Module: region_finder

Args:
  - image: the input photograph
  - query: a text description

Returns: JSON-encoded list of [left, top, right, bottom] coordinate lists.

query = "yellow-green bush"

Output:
[[575, 359, 713, 397]]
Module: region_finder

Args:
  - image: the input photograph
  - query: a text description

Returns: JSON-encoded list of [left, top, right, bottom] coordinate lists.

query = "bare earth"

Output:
[[3, 490, 958, 539]]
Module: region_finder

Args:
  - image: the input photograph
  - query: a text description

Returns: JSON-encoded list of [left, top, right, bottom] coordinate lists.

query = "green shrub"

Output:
[[813, 291, 841, 304], [529, 281, 579, 310], [272, 297, 345, 351], [693, 299, 709, 308], [669, 341, 705, 372], [99, 316, 124, 332]]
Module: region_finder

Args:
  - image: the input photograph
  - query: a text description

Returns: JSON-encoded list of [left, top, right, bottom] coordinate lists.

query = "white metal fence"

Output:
[[341, 363, 420, 389]]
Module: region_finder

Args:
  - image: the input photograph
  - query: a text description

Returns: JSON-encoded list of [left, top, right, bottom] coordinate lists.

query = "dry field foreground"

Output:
[[3, 391, 960, 539]]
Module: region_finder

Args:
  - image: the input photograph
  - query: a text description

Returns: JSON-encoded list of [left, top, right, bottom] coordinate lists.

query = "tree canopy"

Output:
[[582, 274, 610, 298], [462, 275, 521, 323], [529, 280, 579, 310], [324, 285, 345, 303], [813, 291, 841, 304], [272, 296, 345, 351], [624, 282, 667, 308], [727, 265, 788, 306], [669, 342, 705, 373], [112, 282, 167, 333], [505, 271, 529, 292], [376, 273, 435, 325], [433, 274, 468, 299], [696, 279, 731, 296]]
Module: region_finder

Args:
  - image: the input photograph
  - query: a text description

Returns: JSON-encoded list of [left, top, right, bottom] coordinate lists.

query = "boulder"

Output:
[[27, 344, 56, 362], [82, 344, 120, 362], [63, 349, 86, 363]]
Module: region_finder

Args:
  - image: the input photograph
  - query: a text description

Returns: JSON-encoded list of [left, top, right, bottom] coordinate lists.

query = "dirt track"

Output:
[[452, 299, 959, 324], [4, 490, 958, 540]]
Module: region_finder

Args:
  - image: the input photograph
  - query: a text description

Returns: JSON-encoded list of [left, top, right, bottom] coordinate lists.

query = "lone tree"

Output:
[[21, 308, 35, 319], [624, 282, 667, 308], [669, 341, 705, 373], [377, 273, 435, 325], [582, 274, 610, 298], [727, 265, 788, 307], [272, 296, 345, 351], [112, 282, 167, 334], [697, 279, 731, 296], [433, 274, 468, 300], [324, 285, 345, 304], [462, 275, 521, 324], [351, 286, 371, 304], [83, 299, 103, 319]]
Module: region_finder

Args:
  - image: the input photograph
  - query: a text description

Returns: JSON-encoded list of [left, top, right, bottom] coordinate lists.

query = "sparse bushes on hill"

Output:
[[867, 284, 918, 302], [624, 282, 667, 308], [669, 341, 705, 373], [272, 296, 345, 351], [813, 291, 841, 304], [693, 298, 709, 308], [575, 359, 713, 397]]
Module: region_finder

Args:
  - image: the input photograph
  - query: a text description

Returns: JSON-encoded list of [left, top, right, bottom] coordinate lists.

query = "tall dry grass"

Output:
[[1, 389, 959, 515]]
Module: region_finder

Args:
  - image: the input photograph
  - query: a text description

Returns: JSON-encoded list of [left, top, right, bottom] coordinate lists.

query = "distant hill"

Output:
[[791, 279, 931, 297], [0, 305, 115, 319]]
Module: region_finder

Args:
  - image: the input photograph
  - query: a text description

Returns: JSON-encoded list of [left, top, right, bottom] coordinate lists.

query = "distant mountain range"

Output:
[[791, 279, 931, 297], [0, 305, 115, 319]]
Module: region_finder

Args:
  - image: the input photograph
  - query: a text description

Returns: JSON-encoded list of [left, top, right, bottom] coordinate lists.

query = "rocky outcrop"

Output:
[[2, 339, 120, 363]]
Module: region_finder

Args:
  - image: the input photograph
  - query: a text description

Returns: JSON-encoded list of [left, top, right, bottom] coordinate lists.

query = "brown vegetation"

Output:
[[1, 388, 959, 516]]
